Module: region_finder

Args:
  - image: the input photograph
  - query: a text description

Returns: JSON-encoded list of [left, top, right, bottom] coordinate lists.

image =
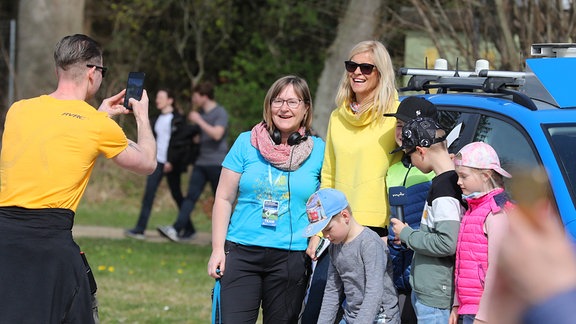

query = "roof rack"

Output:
[[399, 44, 576, 109], [398, 59, 536, 109], [531, 43, 576, 58]]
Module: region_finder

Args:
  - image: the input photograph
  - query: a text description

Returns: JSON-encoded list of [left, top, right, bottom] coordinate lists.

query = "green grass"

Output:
[[75, 196, 213, 233], [78, 238, 214, 323], [73, 159, 219, 323]]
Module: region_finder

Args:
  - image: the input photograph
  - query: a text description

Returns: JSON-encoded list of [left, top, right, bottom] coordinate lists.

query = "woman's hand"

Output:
[[306, 235, 321, 261], [207, 249, 226, 279]]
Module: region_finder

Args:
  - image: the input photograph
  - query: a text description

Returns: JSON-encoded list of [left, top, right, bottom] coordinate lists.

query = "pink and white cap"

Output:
[[454, 142, 512, 178]]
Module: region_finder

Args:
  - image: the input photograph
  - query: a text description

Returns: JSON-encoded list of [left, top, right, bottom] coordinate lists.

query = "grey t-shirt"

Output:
[[319, 227, 400, 324], [195, 104, 229, 166]]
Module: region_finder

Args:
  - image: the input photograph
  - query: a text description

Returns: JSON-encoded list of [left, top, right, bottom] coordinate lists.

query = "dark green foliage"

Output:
[[86, 0, 341, 143], [217, 0, 341, 140]]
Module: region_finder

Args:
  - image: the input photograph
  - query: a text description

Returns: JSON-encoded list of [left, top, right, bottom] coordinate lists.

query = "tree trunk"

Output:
[[312, 0, 384, 139], [16, 0, 85, 100]]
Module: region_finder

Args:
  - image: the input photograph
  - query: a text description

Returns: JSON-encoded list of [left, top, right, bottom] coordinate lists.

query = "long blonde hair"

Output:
[[335, 40, 397, 123]]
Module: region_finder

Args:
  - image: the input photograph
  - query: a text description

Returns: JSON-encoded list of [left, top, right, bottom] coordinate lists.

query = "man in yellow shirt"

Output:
[[0, 34, 156, 323]]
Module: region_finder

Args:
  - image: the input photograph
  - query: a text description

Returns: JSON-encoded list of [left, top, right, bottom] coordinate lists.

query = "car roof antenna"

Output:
[[454, 57, 460, 77], [425, 57, 428, 69]]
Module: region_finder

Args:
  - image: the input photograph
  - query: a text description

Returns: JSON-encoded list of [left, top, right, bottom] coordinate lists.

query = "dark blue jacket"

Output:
[[387, 162, 434, 292]]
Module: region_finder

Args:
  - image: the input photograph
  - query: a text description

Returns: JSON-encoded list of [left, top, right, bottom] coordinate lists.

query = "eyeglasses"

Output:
[[344, 60, 376, 75], [271, 98, 303, 109], [86, 64, 108, 78]]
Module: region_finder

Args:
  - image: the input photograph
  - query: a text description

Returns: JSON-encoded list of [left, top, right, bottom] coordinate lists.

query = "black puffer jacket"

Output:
[[151, 110, 200, 173]]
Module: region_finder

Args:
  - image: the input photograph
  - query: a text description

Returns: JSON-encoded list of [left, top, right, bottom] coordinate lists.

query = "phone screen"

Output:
[[123, 72, 146, 109]]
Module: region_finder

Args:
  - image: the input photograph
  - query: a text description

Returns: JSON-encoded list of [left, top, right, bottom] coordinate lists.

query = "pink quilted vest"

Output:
[[455, 188, 508, 315]]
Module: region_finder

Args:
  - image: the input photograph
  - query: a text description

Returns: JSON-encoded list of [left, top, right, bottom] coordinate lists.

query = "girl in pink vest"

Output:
[[449, 142, 513, 324]]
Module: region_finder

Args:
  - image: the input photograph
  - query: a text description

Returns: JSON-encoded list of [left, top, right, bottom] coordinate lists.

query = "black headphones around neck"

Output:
[[272, 128, 308, 146]]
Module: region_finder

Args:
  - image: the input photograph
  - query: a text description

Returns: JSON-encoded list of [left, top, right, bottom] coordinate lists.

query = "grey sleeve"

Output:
[[213, 106, 229, 127], [353, 240, 386, 323]]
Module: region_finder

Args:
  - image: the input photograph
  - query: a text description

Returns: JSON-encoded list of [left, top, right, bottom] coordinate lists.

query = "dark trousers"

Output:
[[301, 251, 330, 324], [398, 290, 417, 324], [133, 162, 184, 233], [0, 208, 94, 324], [173, 164, 221, 235], [220, 241, 310, 324]]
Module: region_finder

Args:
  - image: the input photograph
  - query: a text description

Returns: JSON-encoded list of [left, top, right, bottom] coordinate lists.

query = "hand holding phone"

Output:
[[123, 72, 146, 110]]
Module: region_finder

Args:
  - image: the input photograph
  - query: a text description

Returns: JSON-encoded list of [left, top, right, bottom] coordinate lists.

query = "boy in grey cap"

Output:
[[304, 188, 400, 324], [389, 117, 466, 323]]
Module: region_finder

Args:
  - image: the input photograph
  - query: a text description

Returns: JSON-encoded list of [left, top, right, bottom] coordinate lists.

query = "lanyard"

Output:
[[211, 279, 221, 323], [268, 165, 283, 187]]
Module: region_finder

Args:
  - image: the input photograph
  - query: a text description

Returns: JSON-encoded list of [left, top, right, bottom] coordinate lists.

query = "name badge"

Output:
[[262, 200, 279, 227]]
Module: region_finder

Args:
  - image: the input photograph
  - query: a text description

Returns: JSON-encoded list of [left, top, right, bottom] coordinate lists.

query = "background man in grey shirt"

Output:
[[158, 81, 228, 242]]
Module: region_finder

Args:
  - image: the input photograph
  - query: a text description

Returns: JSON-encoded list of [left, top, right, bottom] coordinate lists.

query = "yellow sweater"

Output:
[[321, 103, 401, 228]]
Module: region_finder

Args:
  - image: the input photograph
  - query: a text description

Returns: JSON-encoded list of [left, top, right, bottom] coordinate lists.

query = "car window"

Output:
[[437, 109, 540, 172], [437, 110, 475, 154], [472, 115, 540, 173], [547, 126, 576, 200]]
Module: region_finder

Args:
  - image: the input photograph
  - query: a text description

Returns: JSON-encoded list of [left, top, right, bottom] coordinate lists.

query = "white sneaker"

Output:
[[157, 225, 179, 242]]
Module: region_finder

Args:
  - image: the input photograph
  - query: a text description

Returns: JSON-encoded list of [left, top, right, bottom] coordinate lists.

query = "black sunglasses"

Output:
[[86, 64, 108, 78], [344, 60, 376, 75]]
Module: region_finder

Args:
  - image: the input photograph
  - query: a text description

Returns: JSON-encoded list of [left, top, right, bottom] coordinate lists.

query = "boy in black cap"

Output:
[[384, 96, 437, 122], [389, 116, 466, 323], [384, 97, 438, 323]]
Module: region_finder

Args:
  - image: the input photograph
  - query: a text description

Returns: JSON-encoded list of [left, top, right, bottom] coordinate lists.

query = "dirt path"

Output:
[[72, 225, 212, 246]]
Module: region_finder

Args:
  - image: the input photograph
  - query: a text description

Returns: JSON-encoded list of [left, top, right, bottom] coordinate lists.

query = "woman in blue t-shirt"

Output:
[[207, 75, 325, 323]]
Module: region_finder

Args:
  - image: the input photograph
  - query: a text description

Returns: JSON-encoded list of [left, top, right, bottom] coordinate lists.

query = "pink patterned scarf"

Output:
[[250, 122, 314, 171]]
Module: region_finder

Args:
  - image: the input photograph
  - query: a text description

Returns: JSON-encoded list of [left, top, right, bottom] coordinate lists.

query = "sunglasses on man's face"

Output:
[[86, 64, 107, 78], [344, 60, 376, 75]]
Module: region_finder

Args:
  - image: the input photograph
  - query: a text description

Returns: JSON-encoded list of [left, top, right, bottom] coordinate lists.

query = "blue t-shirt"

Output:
[[223, 131, 325, 251]]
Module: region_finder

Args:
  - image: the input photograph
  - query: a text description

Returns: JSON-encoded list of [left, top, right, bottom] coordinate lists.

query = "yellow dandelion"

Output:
[[108, 266, 115, 272], [177, 269, 183, 275], [98, 265, 106, 271]]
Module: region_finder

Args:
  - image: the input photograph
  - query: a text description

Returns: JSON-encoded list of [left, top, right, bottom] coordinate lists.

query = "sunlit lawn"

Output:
[[77, 238, 213, 323], [73, 159, 220, 323]]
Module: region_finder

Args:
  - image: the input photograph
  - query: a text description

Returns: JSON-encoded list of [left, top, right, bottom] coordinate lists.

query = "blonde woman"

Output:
[[303, 40, 402, 323]]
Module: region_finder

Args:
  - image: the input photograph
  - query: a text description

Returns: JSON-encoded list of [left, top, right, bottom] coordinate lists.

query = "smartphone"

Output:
[[315, 237, 329, 258], [123, 72, 146, 109]]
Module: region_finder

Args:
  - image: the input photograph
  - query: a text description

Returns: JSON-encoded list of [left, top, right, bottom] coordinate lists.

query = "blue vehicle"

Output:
[[398, 43, 576, 239]]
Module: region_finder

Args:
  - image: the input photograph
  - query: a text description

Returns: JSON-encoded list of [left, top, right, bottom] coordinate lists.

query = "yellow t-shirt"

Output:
[[0, 95, 128, 211], [321, 103, 401, 228]]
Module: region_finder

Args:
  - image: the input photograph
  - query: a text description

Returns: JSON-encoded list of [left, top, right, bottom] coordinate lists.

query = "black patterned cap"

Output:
[[391, 117, 446, 154]]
